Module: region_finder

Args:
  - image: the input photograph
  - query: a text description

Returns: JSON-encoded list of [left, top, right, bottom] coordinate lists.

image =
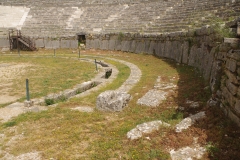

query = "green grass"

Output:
[[0, 50, 213, 159], [0, 55, 96, 103]]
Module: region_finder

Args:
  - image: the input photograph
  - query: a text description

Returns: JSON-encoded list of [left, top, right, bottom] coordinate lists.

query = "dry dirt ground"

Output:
[[0, 63, 32, 104]]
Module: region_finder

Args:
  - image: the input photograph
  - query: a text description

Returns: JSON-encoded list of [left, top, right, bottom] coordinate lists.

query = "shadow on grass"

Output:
[[163, 58, 240, 160]]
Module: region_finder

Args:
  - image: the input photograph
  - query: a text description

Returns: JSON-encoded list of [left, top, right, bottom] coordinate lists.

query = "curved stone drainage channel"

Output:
[[0, 56, 141, 122]]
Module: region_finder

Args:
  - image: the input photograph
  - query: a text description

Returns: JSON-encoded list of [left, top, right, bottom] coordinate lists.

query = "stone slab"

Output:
[[129, 40, 136, 53], [170, 146, 206, 160], [108, 40, 116, 50], [100, 40, 109, 50], [182, 41, 189, 64], [148, 41, 157, 54], [137, 89, 167, 107], [127, 120, 170, 140], [44, 39, 53, 49], [224, 38, 240, 44], [121, 41, 131, 52], [71, 106, 94, 113], [0, 38, 9, 48], [35, 38, 44, 48], [70, 40, 78, 49], [86, 39, 92, 49], [135, 41, 145, 54], [60, 40, 71, 48], [144, 40, 150, 54], [52, 40, 60, 49], [115, 40, 122, 51], [175, 112, 206, 132], [92, 39, 100, 49]]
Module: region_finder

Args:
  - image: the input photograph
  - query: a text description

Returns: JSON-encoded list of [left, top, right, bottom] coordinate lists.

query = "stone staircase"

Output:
[[9, 30, 37, 51]]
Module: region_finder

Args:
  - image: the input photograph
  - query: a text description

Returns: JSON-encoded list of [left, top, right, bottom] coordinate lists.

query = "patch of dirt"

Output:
[[0, 63, 33, 104]]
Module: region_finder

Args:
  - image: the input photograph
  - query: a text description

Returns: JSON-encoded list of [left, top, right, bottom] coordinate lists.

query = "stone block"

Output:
[[70, 40, 78, 49], [164, 41, 172, 59], [226, 59, 237, 72], [92, 39, 100, 49], [135, 41, 145, 54], [235, 100, 240, 114], [86, 39, 92, 49], [155, 42, 165, 57], [226, 79, 238, 95], [224, 69, 238, 84], [148, 41, 157, 55], [35, 38, 44, 48], [96, 90, 131, 112], [210, 60, 223, 93], [172, 41, 183, 63], [100, 40, 109, 50], [202, 46, 216, 81], [188, 45, 198, 67], [108, 40, 116, 50], [144, 40, 150, 54], [129, 40, 136, 53], [227, 107, 240, 127], [224, 38, 240, 44], [222, 87, 236, 107], [121, 41, 131, 52], [24, 100, 34, 107], [228, 52, 240, 61], [44, 38, 52, 49], [115, 40, 122, 51], [52, 40, 60, 49], [182, 41, 189, 64], [216, 52, 227, 60], [60, 39, 71, 48]]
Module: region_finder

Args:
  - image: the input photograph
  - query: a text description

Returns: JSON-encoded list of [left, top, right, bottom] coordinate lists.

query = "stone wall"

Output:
[[0, 37, 78, 49], [86, 23, 240, 126]]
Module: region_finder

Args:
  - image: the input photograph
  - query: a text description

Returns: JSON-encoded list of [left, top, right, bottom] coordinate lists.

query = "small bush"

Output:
[[45, 98, 55, 106], [3, 121, 17, 128]]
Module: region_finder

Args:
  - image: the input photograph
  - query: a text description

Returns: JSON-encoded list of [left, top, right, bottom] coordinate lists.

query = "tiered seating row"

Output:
[[0, 0, 239, 38]]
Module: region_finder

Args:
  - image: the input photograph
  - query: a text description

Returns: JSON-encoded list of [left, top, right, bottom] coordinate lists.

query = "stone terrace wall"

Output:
[[86, 21, 240, 126]]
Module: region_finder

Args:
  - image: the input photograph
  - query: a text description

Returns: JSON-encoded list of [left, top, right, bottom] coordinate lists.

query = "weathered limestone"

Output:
[[137, 90, 168, 107], [137, 76, 177, 107], [35, 38, 44, 48], [170, 145, 206, 160], [24, 100, 34, 107], [127, 120, 170, 140], [96, 90, 131, 112], [0, 102, 47, 122], [44, 81, 100, 104], [71, 106, 94, 113], [175, 112, 206, 133], [0, 38, 9, 48], [60, 39, 71, 49]]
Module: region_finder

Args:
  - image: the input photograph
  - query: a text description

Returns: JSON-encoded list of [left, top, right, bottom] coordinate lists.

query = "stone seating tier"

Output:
[[0, 0, 239, 38]]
